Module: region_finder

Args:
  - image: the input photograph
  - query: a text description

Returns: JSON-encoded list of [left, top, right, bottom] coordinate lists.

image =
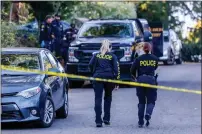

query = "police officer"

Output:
[[69, 23, 78, 40], [130, 42, 158, 128], [52, 13, 64, 58], [63, 22, 78, 44], [143, 25, 153, 53], [39, 15, 55, 52], [89, 39, 120, 127]]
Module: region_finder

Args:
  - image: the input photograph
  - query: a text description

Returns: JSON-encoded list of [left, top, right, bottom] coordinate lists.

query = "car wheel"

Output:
[[37, 96, 55, 128], [169, 51, 175, 65], [163, 61, 168, 65], [176, 53, 182, 64], [56, 91, 69, 118], [164, 51, 175, 65]]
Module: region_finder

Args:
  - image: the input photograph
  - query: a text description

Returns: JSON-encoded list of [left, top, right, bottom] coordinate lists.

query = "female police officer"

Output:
[[89, 39, 120, 127], [130, 42, 158, 128]]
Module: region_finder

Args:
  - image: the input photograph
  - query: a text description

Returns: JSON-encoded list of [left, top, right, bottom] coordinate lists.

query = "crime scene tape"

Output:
[[1, 65, 201, 95]]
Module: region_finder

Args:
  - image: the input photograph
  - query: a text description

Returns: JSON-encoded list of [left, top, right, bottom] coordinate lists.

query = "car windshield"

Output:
[[1, 54, 40, 70], [78, 22, 133, 38]]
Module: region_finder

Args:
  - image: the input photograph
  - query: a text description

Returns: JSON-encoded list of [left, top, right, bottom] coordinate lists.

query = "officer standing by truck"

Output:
[[143, 24, 153, 53], [62, 22, 79, 63], [89, 39, 120, 128], [130, 42, 158, 128], [52, 13, 64, 58], [69, 23, 78, 41], [39, 15, 55, 52]]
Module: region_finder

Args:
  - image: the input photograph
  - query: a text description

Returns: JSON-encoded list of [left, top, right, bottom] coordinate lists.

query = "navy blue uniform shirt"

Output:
[[39, 22, 54, 44], [52, 20, 63, 39], [130, 54, 158, 77], [89, 52, 120, 79]]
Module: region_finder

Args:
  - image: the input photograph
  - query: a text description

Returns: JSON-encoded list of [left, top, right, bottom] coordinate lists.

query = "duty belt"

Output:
[[140, 74, 154, 77], [138, 74, 155, 78]]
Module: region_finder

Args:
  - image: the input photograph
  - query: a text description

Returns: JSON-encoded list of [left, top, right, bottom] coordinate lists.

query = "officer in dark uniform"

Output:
[[52, 13, 64, 58], [130, 42, 158, 128], [69, 23, 78, 41], [143, 25, 154, 53], [89, 39, 120, 128], [63, 23, 78, 43], [39, 15, 55, 52], [62, 23, 79, 63], [61, 29, 71, 63]]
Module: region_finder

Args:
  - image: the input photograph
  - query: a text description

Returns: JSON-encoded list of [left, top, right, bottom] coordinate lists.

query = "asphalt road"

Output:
[[2, 63, 201, 134]]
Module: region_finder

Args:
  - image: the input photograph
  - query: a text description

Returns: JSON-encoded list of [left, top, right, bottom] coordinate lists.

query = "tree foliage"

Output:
[[185, 20, 202, 45], [1, 1, 201, 60], [58, 2, 136, 22], [136, 1, 202, 40], [1, 21, 38, 48], [1, 1, 11, 21], [27, 1, 56, 22]]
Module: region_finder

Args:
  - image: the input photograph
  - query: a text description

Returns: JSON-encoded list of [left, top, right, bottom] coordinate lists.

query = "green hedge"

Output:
[[1, 21, 39, 48], [181, 44, 202, 62]]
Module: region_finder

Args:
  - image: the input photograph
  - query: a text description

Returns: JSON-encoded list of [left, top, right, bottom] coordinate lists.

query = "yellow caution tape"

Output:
[[1, 65, 201, 95]]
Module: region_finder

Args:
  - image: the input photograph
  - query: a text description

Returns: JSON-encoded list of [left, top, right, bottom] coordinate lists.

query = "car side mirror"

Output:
[[143, 31, 153, 42], [46, 68, 60, 77], [48, 68, 60, 73]]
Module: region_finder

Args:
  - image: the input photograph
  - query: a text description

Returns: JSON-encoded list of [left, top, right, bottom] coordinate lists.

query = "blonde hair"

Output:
[[100, 39, 111, 55]]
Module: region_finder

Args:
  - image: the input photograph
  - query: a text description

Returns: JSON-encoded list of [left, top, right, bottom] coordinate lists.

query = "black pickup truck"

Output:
[[66, 19, 152, 87]]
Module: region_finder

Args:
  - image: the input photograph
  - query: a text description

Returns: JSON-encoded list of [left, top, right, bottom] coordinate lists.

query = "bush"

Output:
[[181, 44, 202, 62], [1, 21, 19, 47], [1, 21, 39, 48]]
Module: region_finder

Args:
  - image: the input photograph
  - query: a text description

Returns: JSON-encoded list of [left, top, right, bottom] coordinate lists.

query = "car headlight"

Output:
[[16, 87, 41, 98], [68, 47, 79, 62], [120, 46, 133, 62]]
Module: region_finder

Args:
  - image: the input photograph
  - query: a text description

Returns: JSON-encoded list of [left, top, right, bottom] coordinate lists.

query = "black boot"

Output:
[[103, 120, 110, 125], [96, 123, 103, 127], [138, 104, 145, 128], [145, 115, 150, 127], [145, 103, 155, 127]]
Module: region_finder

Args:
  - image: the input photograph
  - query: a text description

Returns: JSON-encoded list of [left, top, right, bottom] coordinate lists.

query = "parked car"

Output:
[[65, 19, 152, 87], [16, 20, 70, 37], [159, 29, 183, 65], [1, 48, 69, 128], [191, 55, 201, 62]]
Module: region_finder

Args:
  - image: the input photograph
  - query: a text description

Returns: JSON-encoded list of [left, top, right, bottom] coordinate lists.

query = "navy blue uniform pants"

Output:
[[136, 75, 157, 123], [53, 38, 62, 57], [93, 81, 115, 124], [60, 47, 68, 63]]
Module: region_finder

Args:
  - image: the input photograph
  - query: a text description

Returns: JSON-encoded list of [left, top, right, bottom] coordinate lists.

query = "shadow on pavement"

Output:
[[1, 122, 37, 130]]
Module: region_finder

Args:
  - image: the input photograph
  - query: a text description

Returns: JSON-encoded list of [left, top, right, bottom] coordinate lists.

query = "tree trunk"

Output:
[[9, 2, 13, 23]]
